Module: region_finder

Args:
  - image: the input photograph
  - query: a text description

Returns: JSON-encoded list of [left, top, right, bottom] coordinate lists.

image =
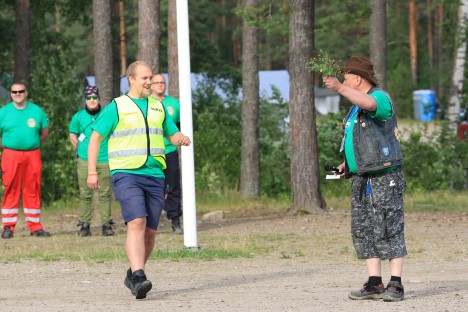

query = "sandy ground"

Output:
[[0, 211, 467, 312]]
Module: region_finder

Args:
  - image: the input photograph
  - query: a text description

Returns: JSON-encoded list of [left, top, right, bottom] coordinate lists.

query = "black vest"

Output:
[[344, 87, 403, 175]]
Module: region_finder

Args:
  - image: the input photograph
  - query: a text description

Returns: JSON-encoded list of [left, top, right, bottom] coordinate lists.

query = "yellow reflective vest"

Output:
[[108, 96, 166, 170]]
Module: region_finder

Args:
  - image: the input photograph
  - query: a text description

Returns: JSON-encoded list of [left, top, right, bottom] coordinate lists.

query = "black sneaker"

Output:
[[1, 226, 13, 239], [171, 217, 183, 234], [349, 282, 385, 300], [30, 229, 51, 237], [383, 281, 404, 302], [77, 221, 91, 237], [129, 269, 152, 299], [102, 221, 115, 236], [124, 268, 132, 290]]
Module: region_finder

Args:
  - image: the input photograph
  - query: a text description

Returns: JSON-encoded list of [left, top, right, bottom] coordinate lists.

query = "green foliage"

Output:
[[192, 77, 242, 192], [192, 80, 292, 197], [316, 111, 350, 197], [307, 50, 343, 77], [235, 1, 289, 36], [185, 0, 242, 76], [315, 0, 372, 31], [314, 0, 371, 61], [29, 15, 83, 203], [259, 87, 290, 196], [0, 2, 14, 78], [401, 122, 468, 191], [386, 61, 415, 118], [30, 47, 81, 203]]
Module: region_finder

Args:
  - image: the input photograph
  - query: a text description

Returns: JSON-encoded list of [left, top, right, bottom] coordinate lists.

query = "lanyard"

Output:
[[344, 106, 359, 137], [340, 106, 359, 153]]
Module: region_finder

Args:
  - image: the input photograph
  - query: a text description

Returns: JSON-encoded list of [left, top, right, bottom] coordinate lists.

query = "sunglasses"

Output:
[[86, 95, 98, 100], [11, 90, 26, 94]]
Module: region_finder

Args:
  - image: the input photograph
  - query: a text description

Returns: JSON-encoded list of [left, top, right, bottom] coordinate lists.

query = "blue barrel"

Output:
[[413, 90, 436, 122]]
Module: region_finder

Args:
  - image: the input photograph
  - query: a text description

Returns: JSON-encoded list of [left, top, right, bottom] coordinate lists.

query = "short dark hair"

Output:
[[11, 81, 28, 91]]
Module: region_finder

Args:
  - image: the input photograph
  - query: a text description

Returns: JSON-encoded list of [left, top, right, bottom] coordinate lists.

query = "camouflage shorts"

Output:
[[350, 168, 408, 260]]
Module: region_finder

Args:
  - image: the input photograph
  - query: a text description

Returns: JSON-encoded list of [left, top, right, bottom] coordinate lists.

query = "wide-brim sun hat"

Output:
[[340, 56, 379, 86]]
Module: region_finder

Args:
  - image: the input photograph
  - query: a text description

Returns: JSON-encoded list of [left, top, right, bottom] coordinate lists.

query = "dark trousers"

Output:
[[164, 150, 182, 219]]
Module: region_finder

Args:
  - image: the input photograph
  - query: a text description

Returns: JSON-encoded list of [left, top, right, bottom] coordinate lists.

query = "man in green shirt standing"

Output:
[[151, 74, 183, 234], [69, 86, 114, 237], [0, 82, 50, 238]]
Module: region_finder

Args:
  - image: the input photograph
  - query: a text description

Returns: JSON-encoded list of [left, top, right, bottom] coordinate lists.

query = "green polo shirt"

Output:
[[69, 109, 109, 163], [0, 101, 49, 150], [161, 96, 180, 154]]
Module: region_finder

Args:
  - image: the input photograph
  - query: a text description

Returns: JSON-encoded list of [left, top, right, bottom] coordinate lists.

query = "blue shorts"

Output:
[[111, 173, 165, 230]]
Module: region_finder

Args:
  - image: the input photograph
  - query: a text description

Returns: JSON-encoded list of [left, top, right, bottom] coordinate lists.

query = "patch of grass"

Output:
[[196, 190, 290, 216], [0, 229, 287, 263], [1, 189, 464, 264], [324, 190, 468, 213], [324, 195, 350, 211], [405, 190, 468, 212], [150, 248, 256, 261]]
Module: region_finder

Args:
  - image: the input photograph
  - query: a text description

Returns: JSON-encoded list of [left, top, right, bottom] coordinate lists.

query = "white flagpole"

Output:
[[176, 0, 198, 249]]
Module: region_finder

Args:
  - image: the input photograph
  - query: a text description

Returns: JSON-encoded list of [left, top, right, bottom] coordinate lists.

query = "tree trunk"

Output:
[[434, 4, 443, 96], [54, 4, 61, 33], [168, 0, 179, 98], [93, 0, 114, 106], [370, 0, 387, 89], [111, 0, 122, 98], [119, 0, 127, 76], [409, 0, 418, 85], [137, 0, 160, 74], [240, 0, 260, 197], [288, 0, 326, 214], [448, 0, 468, 130], [14, 0, 30, 84], [426, 0, 433, 67]]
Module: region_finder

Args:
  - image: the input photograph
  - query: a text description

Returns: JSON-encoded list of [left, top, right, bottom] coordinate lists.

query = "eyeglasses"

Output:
[[11, 90, 26, 94], [86, 95, 98, 100], [152, 82, 165, 85]]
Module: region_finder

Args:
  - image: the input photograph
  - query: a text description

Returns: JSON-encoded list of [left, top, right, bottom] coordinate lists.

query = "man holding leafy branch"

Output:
[[320, 55, 407, 302]]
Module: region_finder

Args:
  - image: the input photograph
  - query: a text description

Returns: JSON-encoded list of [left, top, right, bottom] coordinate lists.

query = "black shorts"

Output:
[[350, 168, 408, 260]]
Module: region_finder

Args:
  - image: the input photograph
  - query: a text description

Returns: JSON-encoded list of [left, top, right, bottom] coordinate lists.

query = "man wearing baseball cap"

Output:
[[323, 56, 407, 302]]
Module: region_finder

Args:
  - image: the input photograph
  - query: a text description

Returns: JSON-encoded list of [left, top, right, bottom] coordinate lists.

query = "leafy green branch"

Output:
[[307, 50, 342, 77]]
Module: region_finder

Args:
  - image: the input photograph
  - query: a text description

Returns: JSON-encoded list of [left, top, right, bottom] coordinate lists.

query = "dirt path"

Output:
[[1, 212, 467, 312]]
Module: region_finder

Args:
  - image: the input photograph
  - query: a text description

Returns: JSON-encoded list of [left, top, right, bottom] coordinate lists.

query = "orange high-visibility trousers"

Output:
[[1, 148, 44, 233]]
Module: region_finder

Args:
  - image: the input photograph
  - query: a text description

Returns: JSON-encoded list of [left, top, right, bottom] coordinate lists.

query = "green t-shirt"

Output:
[[91, 97, 179, 177], [69, 109, 108, 163], [0, 102, 49, 150], [161, 96, 180, 154], [344, 90, 393, 173]]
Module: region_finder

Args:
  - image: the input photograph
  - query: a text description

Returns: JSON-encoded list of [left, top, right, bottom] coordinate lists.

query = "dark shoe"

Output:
[[171, 217, 183, 234], [383, 281, 404, 302], [129, 269, 152, 299], [102, 221, 115, 236], [124, 268, 132, 290], [30, 229, 51, 237], [77, 221, 91, 237], [349, 282, 385, 300], [1, 226, 13, 239]]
